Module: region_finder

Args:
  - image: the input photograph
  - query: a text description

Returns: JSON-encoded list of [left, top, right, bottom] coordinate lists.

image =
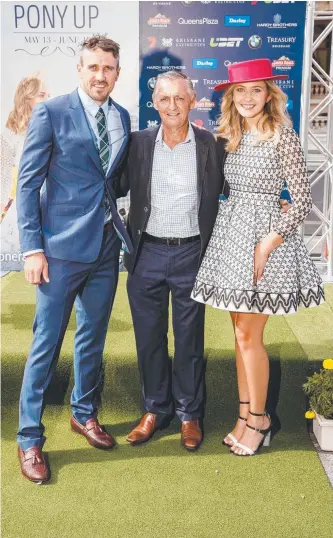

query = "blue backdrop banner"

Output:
[[139, 1, 306, 134]]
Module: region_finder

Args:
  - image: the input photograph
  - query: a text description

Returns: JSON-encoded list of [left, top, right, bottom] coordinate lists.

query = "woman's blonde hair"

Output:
[[6, 75, 42, 135], [216, 80, 292, 152]]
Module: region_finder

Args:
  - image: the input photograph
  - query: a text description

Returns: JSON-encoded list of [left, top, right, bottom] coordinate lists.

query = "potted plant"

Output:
[[303, 358, 333, 451]]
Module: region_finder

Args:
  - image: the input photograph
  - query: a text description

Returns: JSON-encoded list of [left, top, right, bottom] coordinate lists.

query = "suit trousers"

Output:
[[127, 238, 205, 423], [17, 226, 120, 450]]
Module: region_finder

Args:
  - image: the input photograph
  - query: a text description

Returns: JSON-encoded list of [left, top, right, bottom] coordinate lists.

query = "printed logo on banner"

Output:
[[146, 101, 154, 108], [148, 14, 171, 28], [210, 37, 243, 47], [193, 58, 218, 69], [276, 79, 295, 89], [146, 59, 187, 70], [175, 37, 206, 47], [257, 13, 297, 28], [267, 36, 296, 48], [147, 37, 158, 49], [153, 2, 172, 6], [181, 1, 195, 5], [224, 60, 238, 67], [248, 35, 262, 49], [272, 56, 295, 70], [148, 77, 157, 90], [224, 15, 250, 27], [203, 78, 227, 89], [178, 17, 219, 25], [195, 97, 215, 111], [147, 120, 159, 128], [251, 1, 295, 4]]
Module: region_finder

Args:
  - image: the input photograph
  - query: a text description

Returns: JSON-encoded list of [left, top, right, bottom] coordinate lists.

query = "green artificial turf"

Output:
[[2, 273, 333, 538]]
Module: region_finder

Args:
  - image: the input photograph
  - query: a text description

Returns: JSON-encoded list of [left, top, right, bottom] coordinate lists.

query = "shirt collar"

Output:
[[78, 87, 111, 118], [156, 122, 194, 146]]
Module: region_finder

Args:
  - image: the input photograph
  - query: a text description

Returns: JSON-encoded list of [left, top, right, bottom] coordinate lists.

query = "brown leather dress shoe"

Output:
[[18, 446, 50, 483], [126, 413, 158, 445], [70, 417, 116, 449], [181, 420, 203, 451]]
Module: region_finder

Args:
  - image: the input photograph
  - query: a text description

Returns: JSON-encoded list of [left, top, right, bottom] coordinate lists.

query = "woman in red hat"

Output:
[[191, 59, 325, 456]]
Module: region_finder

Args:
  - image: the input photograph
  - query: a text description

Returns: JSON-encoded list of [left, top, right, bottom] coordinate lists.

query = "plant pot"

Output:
[[313, 413, 333, 451]]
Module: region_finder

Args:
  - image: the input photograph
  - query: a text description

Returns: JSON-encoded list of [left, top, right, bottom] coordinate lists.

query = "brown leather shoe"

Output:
[[181, 420, 203, 451], [18, 446, 50, 483], [126, 413, 159, 445], [70, 417, 116, 449]]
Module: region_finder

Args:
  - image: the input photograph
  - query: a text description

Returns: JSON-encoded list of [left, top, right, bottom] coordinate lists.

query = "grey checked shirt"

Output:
[[146, 123, 199, 238]]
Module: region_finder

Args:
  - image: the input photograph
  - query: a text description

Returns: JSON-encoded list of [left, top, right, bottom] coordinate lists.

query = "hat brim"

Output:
[[214, 74, 289, 92]]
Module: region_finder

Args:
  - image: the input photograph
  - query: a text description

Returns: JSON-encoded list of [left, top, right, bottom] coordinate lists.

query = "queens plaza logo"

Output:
[[257, 13, 297, 28], [224, 15, 250, 26], [193, 58, 218, 68], [148, 13, 171, 27], [178, 17, 219, 25], [210, 37, 243, 47]]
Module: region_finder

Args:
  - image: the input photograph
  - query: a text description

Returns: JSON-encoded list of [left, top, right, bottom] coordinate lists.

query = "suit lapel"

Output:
[[106, 101, 130, 180], [193, 126, 209, 195], [144, 127, 159, 202], [68, 89, 104, 177]]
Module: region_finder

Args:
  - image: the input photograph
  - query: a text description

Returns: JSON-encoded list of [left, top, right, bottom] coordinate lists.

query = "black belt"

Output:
[[143, 232, 200, 246]]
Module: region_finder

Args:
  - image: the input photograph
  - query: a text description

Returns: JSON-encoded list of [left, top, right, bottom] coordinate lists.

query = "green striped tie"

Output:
[[96, 107, 110, 174]]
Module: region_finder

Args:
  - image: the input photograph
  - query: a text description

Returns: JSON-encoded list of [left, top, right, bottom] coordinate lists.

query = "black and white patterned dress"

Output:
[[191, 126, 325, 315]]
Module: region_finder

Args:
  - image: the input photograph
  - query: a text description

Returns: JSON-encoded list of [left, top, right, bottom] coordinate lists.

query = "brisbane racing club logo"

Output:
[[248, 35, 262, 49], [272, 56, 295, 70], [224, 15, 250, 27], [148, 13, 171, 28], [195, 97, 215, 112], [192, 58, 218, 69], [210, 37, 243, 48]]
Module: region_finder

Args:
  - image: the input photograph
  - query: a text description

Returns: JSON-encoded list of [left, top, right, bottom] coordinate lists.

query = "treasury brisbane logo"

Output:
[[272, 56, 295, 70], [210, 37, 243, 47], [178, 17, 219, 25], [257, 13, 297, 29], [195, 97, 215, 111], [148, 13, 171, 28]]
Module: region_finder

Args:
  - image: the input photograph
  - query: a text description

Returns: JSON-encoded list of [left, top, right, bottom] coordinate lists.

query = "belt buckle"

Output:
[[166, 237, 180, 246]]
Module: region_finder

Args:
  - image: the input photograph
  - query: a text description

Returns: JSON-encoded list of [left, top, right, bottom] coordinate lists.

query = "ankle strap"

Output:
[[239, 401, 250, 405], [249, 410, 267, 417]]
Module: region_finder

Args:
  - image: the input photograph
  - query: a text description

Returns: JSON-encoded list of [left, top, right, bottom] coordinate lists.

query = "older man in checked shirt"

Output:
[[118, 71, 227, 450]]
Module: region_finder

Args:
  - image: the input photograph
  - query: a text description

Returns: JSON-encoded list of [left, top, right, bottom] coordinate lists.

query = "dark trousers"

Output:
[[17, 226, 120, 450], [127, 238, 205, 423]]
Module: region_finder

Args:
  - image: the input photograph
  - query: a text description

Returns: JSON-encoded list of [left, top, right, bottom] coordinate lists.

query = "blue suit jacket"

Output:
[[17, 89, 130, 263]]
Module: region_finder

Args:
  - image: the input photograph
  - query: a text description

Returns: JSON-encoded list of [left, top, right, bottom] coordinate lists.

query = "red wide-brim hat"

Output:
[[214, 58, 288, 91]]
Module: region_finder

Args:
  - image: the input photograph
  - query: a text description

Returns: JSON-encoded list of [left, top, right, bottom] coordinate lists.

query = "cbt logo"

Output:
[[224, 15, 250, 27], [193, 58, 218, 68], [210, 37, 243, 47]]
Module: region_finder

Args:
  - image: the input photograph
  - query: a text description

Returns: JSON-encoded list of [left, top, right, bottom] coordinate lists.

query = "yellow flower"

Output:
[[323, 359, 333, 370], [305, 410, 316, 419]]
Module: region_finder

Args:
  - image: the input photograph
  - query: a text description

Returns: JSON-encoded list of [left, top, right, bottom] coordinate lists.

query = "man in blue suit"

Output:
[[16, 35, 132, 483]]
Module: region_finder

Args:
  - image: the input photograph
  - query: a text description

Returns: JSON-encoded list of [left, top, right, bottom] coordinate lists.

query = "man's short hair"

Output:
[[153, 71, 195, 100], [79, 34, 120, 66]]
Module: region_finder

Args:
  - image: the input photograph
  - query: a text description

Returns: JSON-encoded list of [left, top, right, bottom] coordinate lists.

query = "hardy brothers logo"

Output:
[[267, 36, 296, 48], [248, 35, 262, 49], [257, 14, 297, 29], [178, 17, 219, 25], [148, 14, 171, 28], [193, 58, 218, 69], [210, 37, 243, 47], [224, 15, 250, 27], [195, 97, 215, 111], [272, 56, 295, 70]]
